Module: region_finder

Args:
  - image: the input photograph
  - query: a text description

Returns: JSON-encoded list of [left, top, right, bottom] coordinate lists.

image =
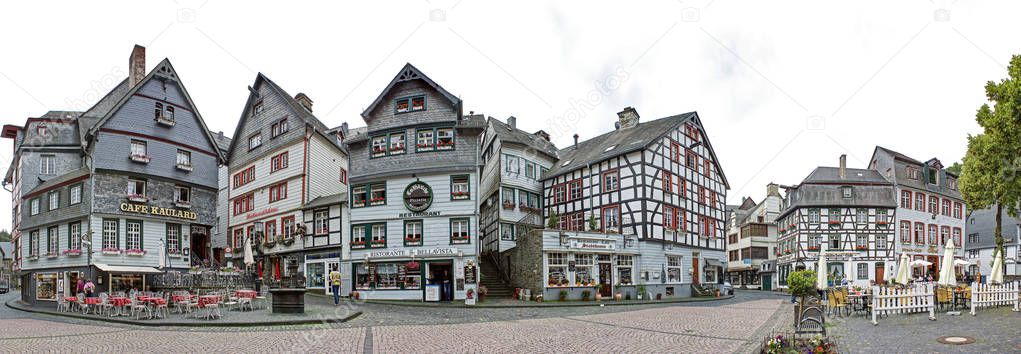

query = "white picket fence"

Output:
[[970, 281, 1020, 315], [871, 283, 935, 325]]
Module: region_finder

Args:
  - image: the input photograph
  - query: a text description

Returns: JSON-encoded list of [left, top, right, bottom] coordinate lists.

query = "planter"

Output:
[[502, 203, 515, 210], [280, 238, 294, 246], [264, 241, 276, 249], [125, 249, 146, 256], [129, 154, 151, 163], [102, 249, 122, 256], [62, 250, 82, 257], [614, 292, 622, 301], [175, 201, 192, 208], [594, 293, 603, 302], [176, 163, 193, 172]]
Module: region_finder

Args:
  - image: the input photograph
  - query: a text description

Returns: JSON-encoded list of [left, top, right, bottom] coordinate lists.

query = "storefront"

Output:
[[94, 263, 162, 293], [540, 233, 648, 300], [304, 251, 341, 295], [350, 248, 477, 301]]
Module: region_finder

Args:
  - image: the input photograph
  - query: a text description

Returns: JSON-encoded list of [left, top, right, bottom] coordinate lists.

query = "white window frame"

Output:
[[125, 221, 142, 250], [248, 133, 262, 150], [102, 220, 119, 250], [314, 209, 329, 235], [69, 184, 82, 205], [40, 155, 55, 175], [666, 255, 682, 283], [167, 223, 180, 253], [48, 191, 59, 210], [69, 222, 81, 250]]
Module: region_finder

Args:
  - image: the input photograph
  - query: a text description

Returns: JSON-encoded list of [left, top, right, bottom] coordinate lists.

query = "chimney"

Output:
[[507, 116, 516, 129], [128, 45, 146, 87], [217, 131, 224, 139], [340, 122, 349, 135], [838, 154, 847, 179], [294, 93, 313, 112], [573, 134, 579, 148], [767, 183, 780, 197], [616, 106, 640, 129], [533, 130, 550, 142]]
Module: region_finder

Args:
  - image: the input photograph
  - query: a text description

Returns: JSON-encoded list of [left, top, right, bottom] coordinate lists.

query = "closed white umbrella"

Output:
[[158, 240, 167, 270], [243, 237, 255, 266], [817, 251, 828, 290], [952, 259, 971, 266], [895, 253, 911, 285], [990, 249, 1004, 284], [937, 243, 956, 287]]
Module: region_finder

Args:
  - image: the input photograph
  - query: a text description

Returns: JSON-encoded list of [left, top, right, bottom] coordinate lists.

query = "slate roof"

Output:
[[78, 79, 130, 144], [24, 167, 89, 199], [488, 117, 558, 159], [964, 206, 1021, 250], [302, 192, 348, 210], [779, 166, 896, 218], [870, 146, 963, 199], [210, 131, 232, 155], [803, 167, 891, 184], [360, 63, 461, 120]]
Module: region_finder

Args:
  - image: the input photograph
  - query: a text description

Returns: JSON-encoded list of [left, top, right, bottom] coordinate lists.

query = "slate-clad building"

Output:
[[964, 207, 1020, 279], [343, 64, 483, 301], [2, 45, 225, 304], [225, 74, 349, 292], [776, 155, 897, 289]]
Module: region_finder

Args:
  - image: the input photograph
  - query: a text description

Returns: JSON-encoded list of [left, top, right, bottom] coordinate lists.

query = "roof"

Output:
[[210, 131, 232, 155], [23, 167, 90, 199], [873, 146, 923, 165], [869, 146, 963, 199], [488, 117, 558, 159], [803, 167, 892, 184], [360, 63, 461, 119], [779, 166, 896, 217], [545, 112, 712, 182], [964, 206, 1021, 250], [0, 242, 12, 260], [78, 79, 130, 144], [303, 192, 347, 210]]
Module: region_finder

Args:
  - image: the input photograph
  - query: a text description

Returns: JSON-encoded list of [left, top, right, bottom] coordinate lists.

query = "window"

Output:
[[842, 186, 852, 198], [809, 209, 820, 223], [233, 228, 244, 248], [547, 253, 568, 286], [176, 150, 192, 169], [602, 170, 619, 192], [808, 235, 821, 250], [352, 186, 367, 208], [389, 133, 406, 155], [829, 234, 841, 249], [271, 118, 289, 138], [927, 224, 937, 245], [404, 220, 423, 246], [68, 222, 81, 250], [574, 254, 594, 285], [876, 210, 888, 225], [165, 105, 175, 122], [232, 193, 254, 215], [46, 226, 58, 256], [617, 255, 634, 285], [395, 96, 425, 113], [667, 255, 682, 283], [601, 205, 621, 232], [269, 182, 288, 203], [29, 198, 39, 216], [281, 216, 296, 239], [251, 101, 264, 116], [102, 219, 119, 249], [927, 167, 938, 184], [703, 158, 712, 178], [233, 166, 255, 188], [663, 170, 673, 194], [856, 209, 867, 224], [875, 235, 886, 249], [174, 185, 190, 205], [948, 177, 957, 190], [855, 235, 868, 249], [670, 141, 682, 162], [370, 183, 386, 206], [504, 154, 520, 174], [128, 178, 146, 199], [940, 226, 950, 246], [451, 218, 470, 244], [339, 168, 348, 184], [569, 212, 585, 231], [314, 209, 329, 236], [125, 220, 142, 251], [569, 180, 583, 200], [915, 193, 925, 211], [500, 223, 515, 240], [371, 224, 386, 247], [928, 196, 938, 214], [48, 191, 59, 211], [40, 155, 55, 175], [857, 263, 868, 280], [451, 175, 470, 200], [154, 102, 163, 120], [264, 220, 277, 242], [914, 222, 925, 244], [522, 190, 540, 210], [907, 167, 920, 180], [525, 162, 536, 179], [166, 224, 180, 253], [900, 190, 912, 209], [371, 136, 387, 157], [271, 152, 288, 172], [130, 140, 148, 158], [416, 129, 435, 151], [952, 228, 962, 247], [37, 124, 47, 137], [553, 184, 566, 204], [942, 199, 951, 216], [28, 230, 39, 258], [686, 150, 698, 172], [248, 133, 262, 150], [953, 202, 962, 219], [436, 128, 454, 150], [702, 215, 717, 237]]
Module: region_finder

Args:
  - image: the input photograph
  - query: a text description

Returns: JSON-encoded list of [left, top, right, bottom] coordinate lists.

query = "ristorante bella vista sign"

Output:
[[120, 203, 198, 220]]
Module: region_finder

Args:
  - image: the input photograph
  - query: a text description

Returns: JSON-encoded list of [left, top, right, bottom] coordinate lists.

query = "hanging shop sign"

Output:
[[569, 239, 615, 250], [120, 203, 197, 220], [403, 181, 433, 212]]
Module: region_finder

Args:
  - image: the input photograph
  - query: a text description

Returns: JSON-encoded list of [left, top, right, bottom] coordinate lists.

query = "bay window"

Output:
[[389, 133, 406, 155]]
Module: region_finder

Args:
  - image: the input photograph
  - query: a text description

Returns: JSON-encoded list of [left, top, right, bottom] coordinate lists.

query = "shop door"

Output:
[[598, 263, 612, 297], [875, 263, 885, 284], [326, 262, 340, 296], [928, 256, 939, 279], [761, 275, 772, 291], [692, 258, 700, 284]]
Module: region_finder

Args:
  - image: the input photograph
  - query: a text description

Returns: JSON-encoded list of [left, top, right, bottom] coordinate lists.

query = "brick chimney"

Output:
[[507, 116, 516, 129], [838, 154, 847, 179], [128, 45, 146, 87], [616, 106, 640, 129], [767, 183, 781, 197], [295, 93, 313, 112]]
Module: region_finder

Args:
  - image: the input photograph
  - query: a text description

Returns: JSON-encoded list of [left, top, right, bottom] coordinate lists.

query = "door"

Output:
[[875, 262, 885, 285], [326, 261, 340, 296], [598, 263, 612, 297], [692, 258, 700, 284], [762, 275, 772, 291]]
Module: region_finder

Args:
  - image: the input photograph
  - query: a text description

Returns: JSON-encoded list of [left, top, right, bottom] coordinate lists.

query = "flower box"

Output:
[[416, 143, 434, 149], [156, 116, 176, 127], [127, 194, 149, 203], [101, 248, 122, 255], [807, 246, 820, 251], [502, 202, 515, 210], [263, 240, 276, 249], [63, 249, 82, 257], [280, 237, 295, 246], [451, 191, 469, 199], [175, 201, 192, 208], [370, 198, 386, 206], [129, 154, 151, 163], [855, 246, 869, 251], [46, 252, 59, 258], [27, 255, 39, 261], [353, 200, 366, 208], [176, 163, 193, 172], [827, 220, 841, 225], [125, 249, 146, 256]]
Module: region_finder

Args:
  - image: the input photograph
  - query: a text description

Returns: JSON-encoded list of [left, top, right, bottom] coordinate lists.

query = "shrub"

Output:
[[581, 290, 592, 301], [559, 290, 568, 301], [786, 270, 818, 298]]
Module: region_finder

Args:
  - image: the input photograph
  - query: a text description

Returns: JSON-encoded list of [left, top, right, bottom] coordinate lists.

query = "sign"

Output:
[[464, 263, 477, 285], [398, 211, 441, 218], [403, 181, 433, 212], [425, 284, 441, 302], [416, 248, 458, 257], [121, 203, 197, 220], [369, 249, 410, 258], [367, 248, 459, 259], [246, 207, 279, 220], [569, 239, 614, 250], [465, 284, 477, 306]]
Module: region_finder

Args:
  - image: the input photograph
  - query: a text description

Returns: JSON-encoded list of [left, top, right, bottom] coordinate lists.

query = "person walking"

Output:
[[83, 279, 96, 298], [75, 277, 85, 296], [329, 265, 342, 306]]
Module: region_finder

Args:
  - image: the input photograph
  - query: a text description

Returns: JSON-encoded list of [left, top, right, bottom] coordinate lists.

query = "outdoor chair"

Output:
[[203, 299, 221, 320], [153, 294, 170, 319], [936, 288, 952, 311], [57, 295, 70, 313], [828, 290, 849, 317], [77, 293, 92, 315], [222, 291, 239, 313], [98, 293, 114, 316], [255, 288, 268, 310], [130, 298, 149, 320]]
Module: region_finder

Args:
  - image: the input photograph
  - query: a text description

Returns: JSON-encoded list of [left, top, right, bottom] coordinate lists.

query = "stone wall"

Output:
[[504, 229, 543, 292]]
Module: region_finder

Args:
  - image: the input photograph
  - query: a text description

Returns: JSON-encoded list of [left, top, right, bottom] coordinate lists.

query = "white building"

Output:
[[725, 184, 782, 290]]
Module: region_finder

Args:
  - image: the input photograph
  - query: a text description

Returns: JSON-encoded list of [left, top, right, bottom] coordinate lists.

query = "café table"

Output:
[[234, 290, 257, 299], [198, 295, 222, 319], [847, 293, 872, 316], [108, 296, 131, 317]]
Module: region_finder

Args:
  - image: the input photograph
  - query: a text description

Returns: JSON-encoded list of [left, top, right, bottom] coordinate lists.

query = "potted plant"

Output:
[[636, 283, 646, 300], [558, 290, 568, 301], [786, 270, 818, 315], [593, 284, 603, 301], [581, 290, 592, 301], [535, 294, 543, 303], [614, 291, 622, 301]]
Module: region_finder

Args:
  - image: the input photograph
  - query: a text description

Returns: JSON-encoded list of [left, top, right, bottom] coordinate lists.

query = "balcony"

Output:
[[127, 194, 149, 203], [129, 154, 151, 164]]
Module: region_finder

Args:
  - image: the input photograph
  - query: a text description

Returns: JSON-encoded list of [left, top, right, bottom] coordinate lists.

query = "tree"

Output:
[[946, 162, 962, 177], [959, 55, 1021, 278], [0, 229, 9, 242], [547, 209, 560, 230], [588, 214, 598, 231]]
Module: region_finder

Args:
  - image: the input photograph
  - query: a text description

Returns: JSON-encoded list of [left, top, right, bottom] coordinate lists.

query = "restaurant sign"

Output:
[[569, 239, 614, 251], [120, 203, 197, 220], [368, 248, 459, 259], [403, 181, 433, 212]]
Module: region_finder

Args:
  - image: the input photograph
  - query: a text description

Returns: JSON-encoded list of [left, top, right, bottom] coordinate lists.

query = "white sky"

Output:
[[1, 1, 1019, 232]]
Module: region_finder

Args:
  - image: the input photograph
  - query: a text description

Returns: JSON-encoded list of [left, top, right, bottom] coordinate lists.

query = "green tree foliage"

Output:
[[0, 229, 10, 242], [959, 55, 1021, 274], [946, 162, 962, 177], [786, 270, 818, 298], [588, 214, 598, 231], [547, 209, 560, 230]]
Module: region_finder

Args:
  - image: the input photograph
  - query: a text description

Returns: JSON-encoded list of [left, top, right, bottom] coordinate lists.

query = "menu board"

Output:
[[463, 264, 477, 285], [425, 284, 441, 302]]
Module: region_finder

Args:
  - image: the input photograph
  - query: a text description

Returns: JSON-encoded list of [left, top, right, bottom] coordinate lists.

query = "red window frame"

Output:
[[952, 227, 962, 247], [270, 152, 288, 173], [927, 224, 937, 245], [264, 220, 277, 242], [703, 158, 711, 178], [568, 179, 583, 201], [709, 190, 717, 207], [663, 170, 673, 194], [900, 190, 912, 209], [686, 150, 698, 173], [698, 186, 706, 205], [340, 167, 348, 184], [670, 141, 682, 162], [233, 165, 255, 188], [941, 199, 951, 216], [953, 202, 962, 219], [685, 122, 700, 142], [269, 181, 288, 203], [663, 205, 676, 229], [569, 212, 584, 231], [553, 184, 566, 204], [940, 226, 950, 246], [914, 222, 924, 244], [928, 196, 938, 214], [601, 205, 621, 232], [915, 192, 925, 211], [233, 228, 244, 248], [601, 169, 620, 192], [702, 215, 716, 237]]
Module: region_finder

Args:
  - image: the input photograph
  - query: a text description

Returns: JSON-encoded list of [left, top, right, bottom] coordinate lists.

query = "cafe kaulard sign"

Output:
[[403, 181, 433, 212], [121, 203, 197, 220]]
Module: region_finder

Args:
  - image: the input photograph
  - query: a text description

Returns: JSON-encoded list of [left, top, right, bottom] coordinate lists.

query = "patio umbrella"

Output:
[[952, 259, 971, 266], [989, 249, 1005, 284], [910, 259, 933, 267], [158, 240, 167, 270], [816, 251, 828, 291], [243, 237, 255, 266], [937, 243, 956, 287], [895, 253, 911, 285]]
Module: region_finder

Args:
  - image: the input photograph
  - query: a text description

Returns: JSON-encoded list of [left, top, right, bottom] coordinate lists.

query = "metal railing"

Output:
[[150, 271, 257, 290]]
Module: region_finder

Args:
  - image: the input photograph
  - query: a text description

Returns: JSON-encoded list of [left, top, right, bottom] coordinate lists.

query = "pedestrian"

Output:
[[84, 279, 96, 297], [329, 265, 342, 306], [76, 277, 84, 296]]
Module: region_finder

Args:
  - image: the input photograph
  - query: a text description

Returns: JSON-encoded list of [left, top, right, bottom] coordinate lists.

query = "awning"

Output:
[[704, 259, 724, 268], [94, 263, 162, 274]]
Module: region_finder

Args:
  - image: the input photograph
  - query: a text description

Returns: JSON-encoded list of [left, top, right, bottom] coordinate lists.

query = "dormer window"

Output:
[[927, 167, 938, 185], [155, 102, 176, 126], [948, 177, 957, 190], [252, 101, 264, 116], [907, 167, 920, 180], [395, 96, 426, 114]]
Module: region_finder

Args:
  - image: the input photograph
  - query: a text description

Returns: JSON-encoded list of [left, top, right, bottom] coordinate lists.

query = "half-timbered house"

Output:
[[776, 155, 897, 289], [724, 184, 782, 290]]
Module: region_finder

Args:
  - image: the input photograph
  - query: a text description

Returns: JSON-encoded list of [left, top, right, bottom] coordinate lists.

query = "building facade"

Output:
[[225, 74, 349, 293], [506, 108, 729, 300], [3, 46, 225, 304], [964, 206, 1020, 280], [725, 184, 782, 289], [343, 64, 483, 301], [868, 147, 966, 281], [776, 155, 897, 289]]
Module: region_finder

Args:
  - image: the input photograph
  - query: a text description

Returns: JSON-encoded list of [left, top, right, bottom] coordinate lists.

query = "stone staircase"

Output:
[[480, 257, 514, 299]]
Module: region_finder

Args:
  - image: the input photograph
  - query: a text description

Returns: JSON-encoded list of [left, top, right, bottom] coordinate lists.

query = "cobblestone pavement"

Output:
[[828, 306, 1021, 353], [0, 290, 786, 353]]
